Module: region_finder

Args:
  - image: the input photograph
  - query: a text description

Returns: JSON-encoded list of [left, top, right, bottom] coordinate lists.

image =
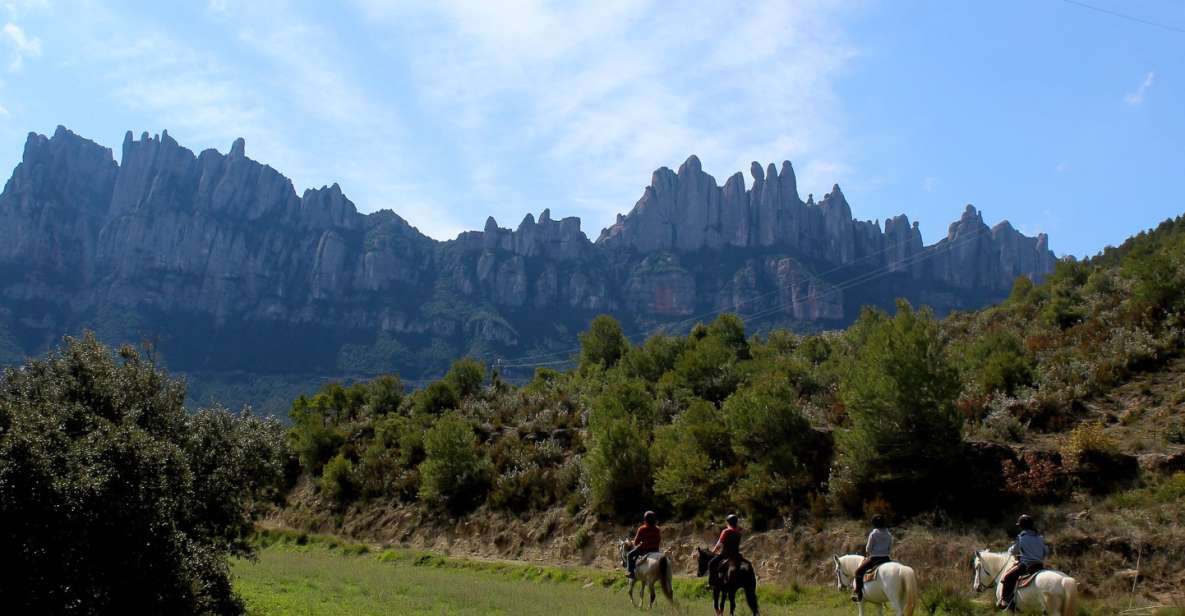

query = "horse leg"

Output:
[[628, 578, 637, 608], [648, 581, 655, 609], [713, 588, 723, 616]]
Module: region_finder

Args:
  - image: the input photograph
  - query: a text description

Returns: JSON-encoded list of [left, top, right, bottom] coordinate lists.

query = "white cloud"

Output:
[[922, 176, 938, 192], [353, 0, 860, 235], [1124, 71, 1155, 106], [1055, 162, 1069, 173], [2, 22, 40, 71], [0, 102, 8, 115]]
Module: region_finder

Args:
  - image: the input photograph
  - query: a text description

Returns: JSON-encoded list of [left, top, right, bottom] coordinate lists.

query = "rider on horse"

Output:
[[627, 511, 662, 579], [709, 514, 743, 585], [852, 514, 893, 602], [999, 514, 1048, 610]]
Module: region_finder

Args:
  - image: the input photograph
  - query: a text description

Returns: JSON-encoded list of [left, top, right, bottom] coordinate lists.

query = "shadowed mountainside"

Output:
[[0, 127, 1055, 411]]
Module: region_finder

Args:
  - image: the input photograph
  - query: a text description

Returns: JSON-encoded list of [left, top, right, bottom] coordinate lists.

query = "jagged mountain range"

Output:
[[0, 127, 1056, 411]]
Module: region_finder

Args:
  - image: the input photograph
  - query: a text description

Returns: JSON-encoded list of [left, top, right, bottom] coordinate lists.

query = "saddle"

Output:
[[1017, 571, 1042, 589], [712, 556, 746, 586], [863, 563, 887, 583]]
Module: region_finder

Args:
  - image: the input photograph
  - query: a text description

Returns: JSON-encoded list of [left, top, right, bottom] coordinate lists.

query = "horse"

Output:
[[617, 538, 674, 609], [972, 550, 1077, 615], [832, 554, 918, 616], [695, 547, 759, 616]]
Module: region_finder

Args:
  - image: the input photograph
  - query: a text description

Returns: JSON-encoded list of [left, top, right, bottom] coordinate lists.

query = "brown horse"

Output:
[[696, 547, 759, 616]]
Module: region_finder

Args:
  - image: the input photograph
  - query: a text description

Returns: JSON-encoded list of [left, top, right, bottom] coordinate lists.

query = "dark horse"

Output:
[[696, 547, 759, 616]]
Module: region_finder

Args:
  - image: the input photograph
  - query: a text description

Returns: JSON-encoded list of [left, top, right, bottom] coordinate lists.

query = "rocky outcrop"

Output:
[[0, 127, 1057, 395], [599, 156, 1056, 294]]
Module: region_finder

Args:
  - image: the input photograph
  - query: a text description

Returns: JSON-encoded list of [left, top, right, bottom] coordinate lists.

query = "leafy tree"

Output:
[[321, 453, 357, 503], [583, 380, 654, 517], [834, 301, 963, 513], [621, 333, 686, 382], [960, 330, 1034, 395], [415, 380, 461, 415], [674, 335, 744, 403], [0, 333, 288, 615], [652, 399, 731, 516], [445, 357, 486, 399], [364, 374, 404, 416], [579, 314, 629, 370], [419, 413, 491, 514]]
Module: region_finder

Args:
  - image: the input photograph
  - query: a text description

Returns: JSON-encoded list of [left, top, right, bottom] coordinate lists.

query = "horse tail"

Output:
[[1061, 576, 1078, 616], [660, 556, 675, 604], [743, 565, 760, 615], [901, 565, 918, 616]]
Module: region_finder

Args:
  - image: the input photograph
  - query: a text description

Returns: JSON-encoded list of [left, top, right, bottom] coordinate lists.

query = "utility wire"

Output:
[[1056, 0, 1185, 34]]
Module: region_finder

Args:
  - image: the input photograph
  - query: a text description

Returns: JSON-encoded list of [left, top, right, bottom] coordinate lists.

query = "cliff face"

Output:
[[0, 127, 1056, 408]]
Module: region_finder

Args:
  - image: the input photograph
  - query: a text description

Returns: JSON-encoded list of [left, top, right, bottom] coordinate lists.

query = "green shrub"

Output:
[[834, 301, 964, 514], [578, 314, 629, 370], [415, 380, 460, 415], [652, 400, 730, 517], [445, 358, 486, 399], [583, 391, 652, 517], [321, 453, 358, 504], [0, 333, 288, 614], [419, 414, 491, 514]]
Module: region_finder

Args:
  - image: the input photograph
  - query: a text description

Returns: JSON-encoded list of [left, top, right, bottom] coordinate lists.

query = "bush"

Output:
[[0, 333, 288, 614], [652, 400, 730, 517], [578, 314, 629, 370], [418, 414, 491, 514], [415, 380, 461, 415], [445, 358, 486, 399], [1061, 421, 1116, 465], [583, 389, 652, 517], [321, 453, 358, 504], [833, 302, 964, 514]]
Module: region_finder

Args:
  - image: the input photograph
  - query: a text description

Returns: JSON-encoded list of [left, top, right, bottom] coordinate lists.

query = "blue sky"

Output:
[[0, 0, 1180, 257]]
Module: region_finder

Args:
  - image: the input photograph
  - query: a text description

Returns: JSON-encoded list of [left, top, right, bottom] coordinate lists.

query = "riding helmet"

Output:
[[643, 510, 657, 524], [1016, 514, 1035, 530], [871, 514, 886, 528], [726, 514, 739, 527]]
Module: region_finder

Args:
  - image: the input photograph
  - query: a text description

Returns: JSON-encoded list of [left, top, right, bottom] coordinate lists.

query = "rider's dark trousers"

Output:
[[708, 553, 738, 583], [853, 555, 891, 598], [1000, 561, 1043, 604], [627, 546, 649, 576]]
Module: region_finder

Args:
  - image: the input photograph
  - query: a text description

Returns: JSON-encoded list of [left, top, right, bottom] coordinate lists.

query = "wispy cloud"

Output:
[[922, 176, 938, 192], [352, 0, 861, 234], [1124, 71, 1155, 106], [2, 22, 40, 71]]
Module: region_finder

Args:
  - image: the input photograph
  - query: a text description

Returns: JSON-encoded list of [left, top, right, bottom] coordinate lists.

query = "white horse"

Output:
[[833, 555, 918, 616], [618, 539, 674, 609], [972, 550, 1078, 615]]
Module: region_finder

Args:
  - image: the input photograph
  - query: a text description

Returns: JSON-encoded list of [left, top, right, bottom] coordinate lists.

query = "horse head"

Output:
[[971, 550, 990, 593], [695, 546, 711, 577], [832, 555, 846, 590], [618, 539, 632, 569]]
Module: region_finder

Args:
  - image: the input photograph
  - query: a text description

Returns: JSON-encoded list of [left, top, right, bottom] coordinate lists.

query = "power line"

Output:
[[1056, 0, 1185, 34]]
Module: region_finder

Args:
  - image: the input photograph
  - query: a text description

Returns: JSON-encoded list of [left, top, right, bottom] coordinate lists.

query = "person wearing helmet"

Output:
[[852, 514, 893, 602], [627, 511, 662, 579], [999, 514, 1047, 609], [708, 514, 743, 585]]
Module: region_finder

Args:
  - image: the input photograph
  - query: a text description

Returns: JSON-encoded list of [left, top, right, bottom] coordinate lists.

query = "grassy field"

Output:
[[231, 532, 865, 616], [233, 531, 1158, 615]]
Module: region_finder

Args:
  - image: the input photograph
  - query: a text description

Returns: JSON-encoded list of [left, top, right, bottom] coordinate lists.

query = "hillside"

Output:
[[0, 127, 1054, 412], [276, 213, 1185, 608]]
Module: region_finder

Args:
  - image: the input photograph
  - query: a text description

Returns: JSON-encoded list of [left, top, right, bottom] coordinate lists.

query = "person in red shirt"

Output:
[[709, 514, 742, 584], [627, 511, 662, 579]]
